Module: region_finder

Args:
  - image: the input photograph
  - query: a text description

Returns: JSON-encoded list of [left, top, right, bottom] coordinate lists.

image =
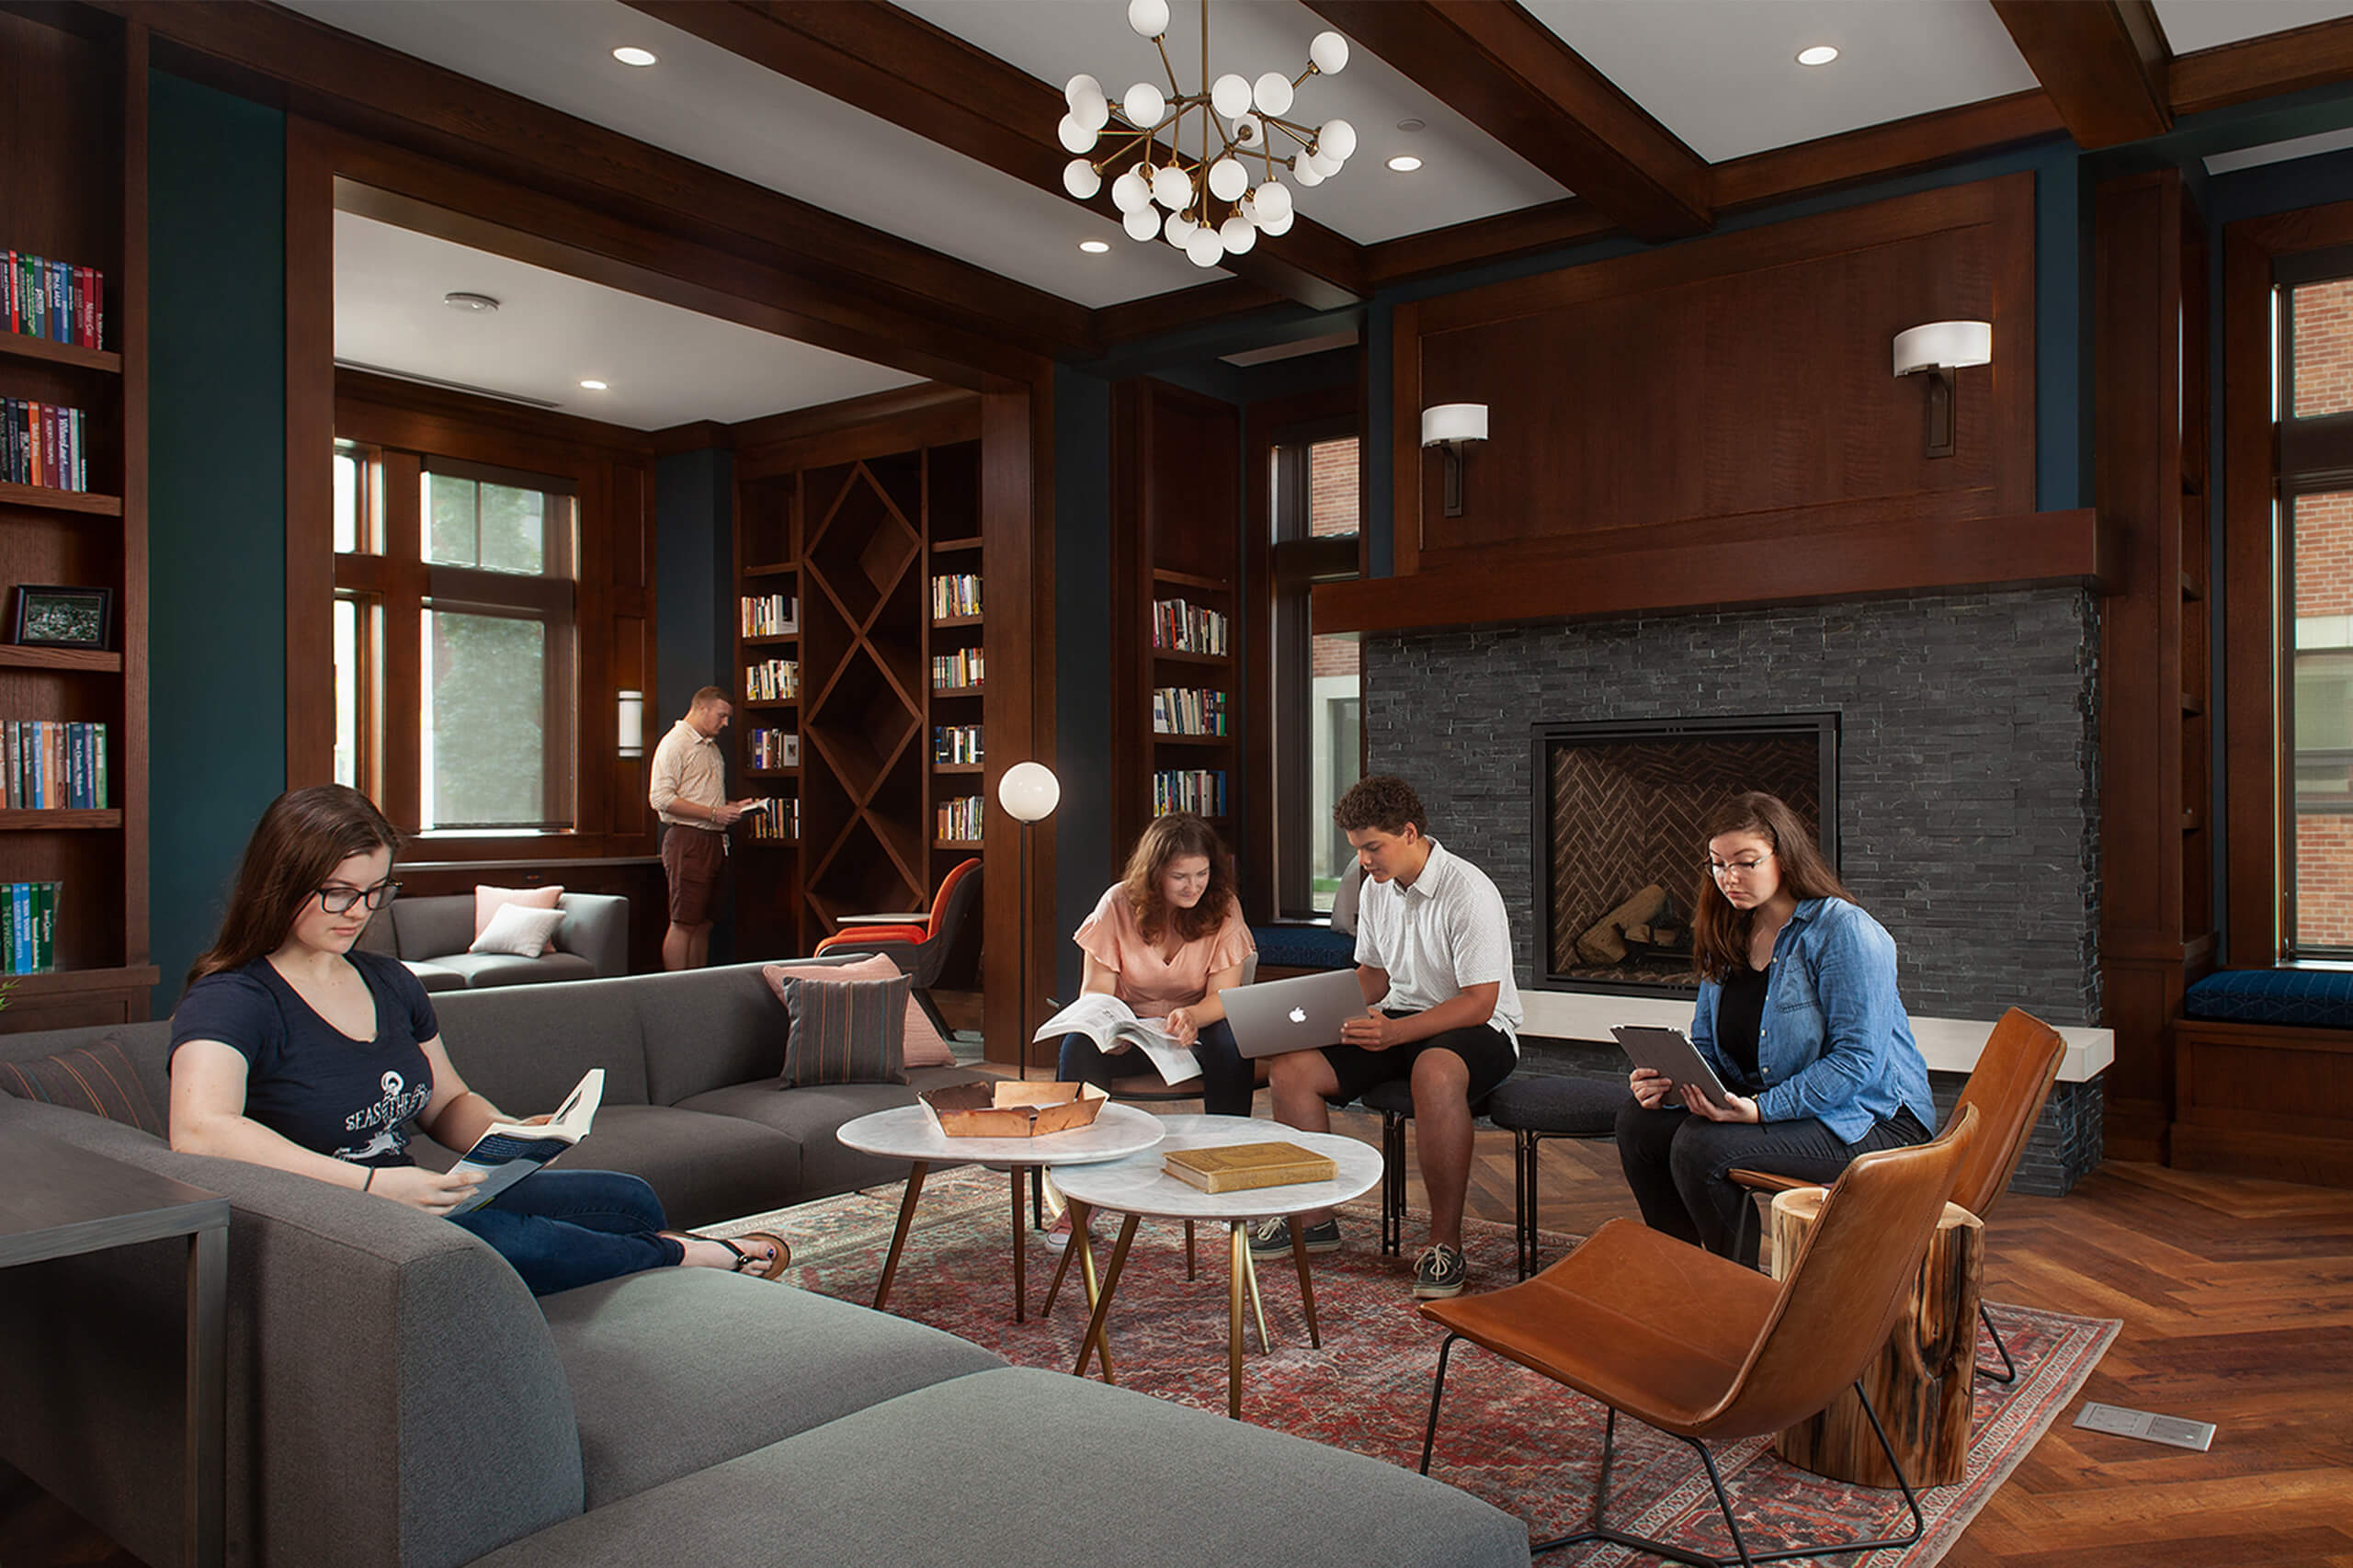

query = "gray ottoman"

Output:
[[1484, 1075, 1626, 1277]]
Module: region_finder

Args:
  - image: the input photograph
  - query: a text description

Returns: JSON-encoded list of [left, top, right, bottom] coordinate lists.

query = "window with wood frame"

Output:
[[1266, 421, 1362, 917], [332, 443, 580, 833]]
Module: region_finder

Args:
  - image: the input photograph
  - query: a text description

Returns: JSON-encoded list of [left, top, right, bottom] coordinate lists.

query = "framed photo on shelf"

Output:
[[10, 585, 114, 650]]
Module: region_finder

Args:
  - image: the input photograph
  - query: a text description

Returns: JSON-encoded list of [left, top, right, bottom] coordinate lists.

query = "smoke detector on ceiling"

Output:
[[442, 291, 502, 313]]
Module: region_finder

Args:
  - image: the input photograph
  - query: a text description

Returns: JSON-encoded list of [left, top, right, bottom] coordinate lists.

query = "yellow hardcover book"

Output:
[[1163, 1141, 1337, 1194]]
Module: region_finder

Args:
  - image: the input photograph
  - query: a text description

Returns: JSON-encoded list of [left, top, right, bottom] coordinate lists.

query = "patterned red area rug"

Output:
[[714, 1168, 2117, 1566]]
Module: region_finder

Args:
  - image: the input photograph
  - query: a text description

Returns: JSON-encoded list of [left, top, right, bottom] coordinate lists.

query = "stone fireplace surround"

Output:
[[1362, 586, 2109, 1194]]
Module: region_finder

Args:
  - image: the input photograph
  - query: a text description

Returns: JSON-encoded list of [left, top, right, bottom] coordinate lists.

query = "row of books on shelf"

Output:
[[1, 882, 60, 975], [741, 593, 798, 636], [933, 724, 983, 766], [937, 793, 983, 843], [5, 721, 108, 810], [747, 728, 800, 769], [744, 797, 799, 842], [1153, 768, 1228, 817], [1151, 687, 1231, 737], [1152, 597, 1230, 656], [745, 659, 800, 701], [6, 251, 104, 348], [4, 399, 91, 492], [931, 574, 982, 620], [931, 647, 983, 690]]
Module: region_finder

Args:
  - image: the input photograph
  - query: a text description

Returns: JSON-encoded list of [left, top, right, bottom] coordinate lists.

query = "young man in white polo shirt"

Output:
[[1251, 775, 1520, 1299]]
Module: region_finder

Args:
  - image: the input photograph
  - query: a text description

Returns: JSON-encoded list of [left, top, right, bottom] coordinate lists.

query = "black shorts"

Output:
[[1320, 1012, 1518, 1107]]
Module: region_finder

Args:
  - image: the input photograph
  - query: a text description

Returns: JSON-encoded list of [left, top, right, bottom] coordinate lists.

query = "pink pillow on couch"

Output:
[[475, 884, 564, 938], [761, 955, 956, 1068]]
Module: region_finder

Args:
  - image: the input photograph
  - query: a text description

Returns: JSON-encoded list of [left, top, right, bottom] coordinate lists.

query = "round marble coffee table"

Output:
[[1046, 1114, 1382, 1420], [835, 1102, 1164, 1323]]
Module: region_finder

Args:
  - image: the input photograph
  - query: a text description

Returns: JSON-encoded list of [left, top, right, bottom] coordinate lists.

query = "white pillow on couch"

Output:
[[469, 902, 568, 959]]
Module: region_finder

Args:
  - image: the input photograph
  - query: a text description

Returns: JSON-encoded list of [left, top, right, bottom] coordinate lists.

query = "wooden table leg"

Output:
[[1011, 1165, 1029, 1322], [1227, 1221, 1247, 1419], [1074, 1213, 1141, 1384], [1242, 1241, 1270, 1353], [1291, 1221, 1323, 1349], [1041, 1210, 1078, 1316], [873, 1160, 930, 1312]]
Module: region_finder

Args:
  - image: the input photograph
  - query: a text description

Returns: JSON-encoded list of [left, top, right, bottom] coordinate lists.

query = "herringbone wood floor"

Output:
[[6, 1105, 2349, 1567]]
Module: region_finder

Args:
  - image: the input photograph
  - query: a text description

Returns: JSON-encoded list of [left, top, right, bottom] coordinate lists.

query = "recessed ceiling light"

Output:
[[1078, 239, 1111, 254], [612, 46, 657, 66], [1797, 44, 1839, 66], [1395, 118, 1427, 134], [442, 290, 501, 313], [579, 380, 609, 391], [1387, 154, 1424, 173]]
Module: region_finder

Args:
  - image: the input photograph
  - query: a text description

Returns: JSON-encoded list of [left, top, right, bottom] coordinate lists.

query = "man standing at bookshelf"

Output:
[[650, 687, 758, 971], [1249, 776, 1520, 1300]]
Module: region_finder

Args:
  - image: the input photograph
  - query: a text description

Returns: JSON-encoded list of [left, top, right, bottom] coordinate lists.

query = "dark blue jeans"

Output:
[[1058, 1018, 1254, 1117], [448, 1168, 685, 1297]]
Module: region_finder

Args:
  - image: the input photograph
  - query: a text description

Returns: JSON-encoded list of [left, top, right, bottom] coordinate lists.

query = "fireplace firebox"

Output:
[[1532, 714, 1838, 995]]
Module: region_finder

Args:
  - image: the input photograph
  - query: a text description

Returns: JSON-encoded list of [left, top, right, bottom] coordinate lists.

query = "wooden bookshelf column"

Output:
[[0, 9, 156, 1029]]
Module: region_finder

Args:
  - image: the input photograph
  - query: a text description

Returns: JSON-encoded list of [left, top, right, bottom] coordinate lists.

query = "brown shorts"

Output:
[[661, 824, 727, 926]]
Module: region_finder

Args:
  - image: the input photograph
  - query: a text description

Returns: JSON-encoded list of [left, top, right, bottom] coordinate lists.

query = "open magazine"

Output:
[[445, 1068, 605, 1216], [1031, 994, 1199, 1086]]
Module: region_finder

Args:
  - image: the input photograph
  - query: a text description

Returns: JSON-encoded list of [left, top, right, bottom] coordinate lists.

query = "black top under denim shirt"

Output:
[[1713, 961, 1769, 1088]]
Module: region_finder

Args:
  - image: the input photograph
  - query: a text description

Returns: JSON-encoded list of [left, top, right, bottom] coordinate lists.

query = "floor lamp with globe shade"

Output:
[[998, 761, 1060, 1079]]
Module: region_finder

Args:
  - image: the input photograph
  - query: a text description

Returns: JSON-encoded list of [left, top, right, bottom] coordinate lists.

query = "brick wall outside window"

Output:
[[1310, 439, 1358, 679], [2290, 282, 2353, 948]]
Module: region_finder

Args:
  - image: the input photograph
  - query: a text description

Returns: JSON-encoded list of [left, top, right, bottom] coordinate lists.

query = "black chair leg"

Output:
[[1381, 1108, 1407, 1256], [1515, 1129, 1540, 1278], [1976, 1300, 2018, 1383], [1417, 1333, 1460, 1475]]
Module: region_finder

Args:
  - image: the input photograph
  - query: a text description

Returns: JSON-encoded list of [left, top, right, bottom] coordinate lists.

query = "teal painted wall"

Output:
[[653, 447, 737, 961], [147, 72, 287, 1012]]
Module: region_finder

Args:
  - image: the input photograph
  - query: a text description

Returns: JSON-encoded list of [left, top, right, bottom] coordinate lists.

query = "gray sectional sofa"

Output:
[[354, 891, 630, 992], [0, 960, 1530, 1568]]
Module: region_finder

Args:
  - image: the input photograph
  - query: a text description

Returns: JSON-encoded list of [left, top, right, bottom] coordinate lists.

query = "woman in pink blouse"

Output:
[[1058, 812, 1257, 1116]]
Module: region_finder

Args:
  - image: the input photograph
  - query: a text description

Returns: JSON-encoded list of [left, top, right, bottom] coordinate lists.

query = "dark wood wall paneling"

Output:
[[330, 370, 660, 862], [1319, 174, 2093, 634]]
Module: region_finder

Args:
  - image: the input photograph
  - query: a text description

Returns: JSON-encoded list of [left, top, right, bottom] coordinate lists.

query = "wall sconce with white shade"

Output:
[[1892, 320, 1992, 460], [998, 761, 1061, 1077], [616, 690, 644, 758], [1420, 402, 1488, 517]]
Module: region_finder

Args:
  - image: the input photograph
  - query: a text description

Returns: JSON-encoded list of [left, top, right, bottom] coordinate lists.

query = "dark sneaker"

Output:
[[1413, 1243, 1467, 1299], [1248, 1215, 1342, 1256]]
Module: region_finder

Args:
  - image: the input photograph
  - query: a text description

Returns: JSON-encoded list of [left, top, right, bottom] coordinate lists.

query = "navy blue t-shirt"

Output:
[[169, 950, 440, 1167]]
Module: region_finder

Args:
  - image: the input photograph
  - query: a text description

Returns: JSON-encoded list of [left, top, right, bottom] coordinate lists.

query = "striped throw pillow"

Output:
[[0, 1040, 165, 1134], [778, 975, 910, 1088]]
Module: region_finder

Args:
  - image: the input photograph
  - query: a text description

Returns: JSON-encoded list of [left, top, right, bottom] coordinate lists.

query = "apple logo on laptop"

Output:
[[1289, 1006, 1307, 1024]]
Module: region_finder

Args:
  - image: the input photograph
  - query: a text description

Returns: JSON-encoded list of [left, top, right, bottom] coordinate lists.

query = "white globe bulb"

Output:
[[1186, 227, 1223, 267], [1074, 88, 1110, 132], [1253, 71, 1294, 118], [1233, 113, 1263, 148], [1127, 0, 1168, 39], [1307, 148, 1344, 178], [1309, 30, 1349, 74], [1207, 157, 1248, 202], [1210, 73, 1253, 119], [1164, 210, 1197, 246], [1058, 113, 1096, 154], [1151, 163, 1192, 210], [1292, 158, 1324, 187], [1220, 214, 1257, 254], [1110, 168, 1151, 212], [1123, 205, 1161, 241], [1318, 118, 1357, 162], [1252, 180, 1292, 223], [999, 760, 1061, 823], [1123, 81, 1166, 127], [1259, 207, 1294, 236], [1063, 158, 1101, 199], [1064, 73, 1102, 110]]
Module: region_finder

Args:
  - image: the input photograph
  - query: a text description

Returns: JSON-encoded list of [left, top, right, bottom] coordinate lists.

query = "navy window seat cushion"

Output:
[[2183, 969, 2353, 1028], [1250, 925, 1356, 971]]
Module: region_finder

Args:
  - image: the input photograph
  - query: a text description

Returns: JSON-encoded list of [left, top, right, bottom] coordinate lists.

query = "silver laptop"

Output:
[[1222, 969, 1373, 1059]]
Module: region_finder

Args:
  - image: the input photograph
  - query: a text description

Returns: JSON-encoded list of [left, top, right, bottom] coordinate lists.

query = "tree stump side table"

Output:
[[1768, 1187, 1984, 1489]]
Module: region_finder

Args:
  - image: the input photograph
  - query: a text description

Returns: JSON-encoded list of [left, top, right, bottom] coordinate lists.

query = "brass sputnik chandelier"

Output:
[[1056, 0, 1355, 268]]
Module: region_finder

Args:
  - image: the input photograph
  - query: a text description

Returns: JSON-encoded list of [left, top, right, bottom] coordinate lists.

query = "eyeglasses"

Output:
[[1705, 854, 1772, 880], [315, 881, 401, 915]]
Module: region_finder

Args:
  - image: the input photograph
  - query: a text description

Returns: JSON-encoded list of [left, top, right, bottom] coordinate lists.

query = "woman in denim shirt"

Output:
[[1616, 792, 1937, 1265]]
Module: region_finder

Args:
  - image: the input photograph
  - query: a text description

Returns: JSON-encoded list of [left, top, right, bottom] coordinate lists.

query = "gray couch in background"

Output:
[[0, 961, 1529, 1568], [355, 891, 629, 991]]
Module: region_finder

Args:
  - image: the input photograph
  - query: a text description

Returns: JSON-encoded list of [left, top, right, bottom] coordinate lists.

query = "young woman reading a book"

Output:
[[1616, 790, 1938, 1267], [1056, 812, 1257, 1117], [167, 784, 788, 1296]]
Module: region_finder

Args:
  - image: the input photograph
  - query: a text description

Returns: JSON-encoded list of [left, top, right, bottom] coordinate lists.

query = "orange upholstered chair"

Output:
[[811, 858, 982, 1029]]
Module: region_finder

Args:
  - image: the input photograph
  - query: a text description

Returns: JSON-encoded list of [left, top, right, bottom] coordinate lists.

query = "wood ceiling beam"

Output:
[[92, 0, 1086, 370], [1989, 0, 2171, 149], [1301, 0, 1712, 243], [2170, 14, 2353, 117], [627, 0, 1368, 312]]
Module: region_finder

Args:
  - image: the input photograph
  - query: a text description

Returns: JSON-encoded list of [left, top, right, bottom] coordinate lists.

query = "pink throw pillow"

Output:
[[762, 956, 955, 1068], [475, 884, 564, 938]]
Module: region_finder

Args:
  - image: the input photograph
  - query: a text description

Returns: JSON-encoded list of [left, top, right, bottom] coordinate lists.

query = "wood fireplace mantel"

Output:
[[1313, 506, 2113, 636]]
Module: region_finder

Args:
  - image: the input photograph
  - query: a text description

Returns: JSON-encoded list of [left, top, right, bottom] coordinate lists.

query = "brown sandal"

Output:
[[666, 1230, 791, 1279]]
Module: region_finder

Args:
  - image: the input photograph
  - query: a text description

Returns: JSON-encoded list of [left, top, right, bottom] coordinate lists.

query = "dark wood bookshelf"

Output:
[[0, 810, 123, 830], [0, 645, 120, 673], [0, 482, 121, 517], [929, 683, 983, 698], [1150, 647, 1232, 666], [931, 613, 983, 630], [0, 334, 119, 374]]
